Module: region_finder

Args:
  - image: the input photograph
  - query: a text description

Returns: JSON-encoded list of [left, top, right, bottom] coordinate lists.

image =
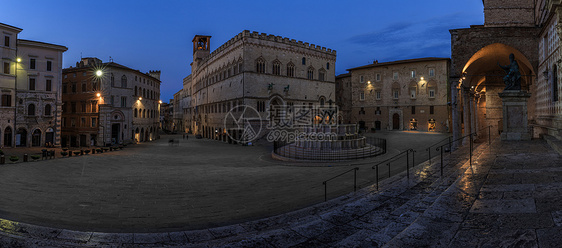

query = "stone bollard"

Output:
[[23, 154, 28, 162], [0, 155, 4, 164]]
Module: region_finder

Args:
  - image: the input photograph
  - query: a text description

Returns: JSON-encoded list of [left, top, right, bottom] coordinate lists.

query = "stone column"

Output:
[[462, 86, 472, 145], [474, 93, 480, 138], [451, 79, 462, 149], [469, 91, 476, 138]]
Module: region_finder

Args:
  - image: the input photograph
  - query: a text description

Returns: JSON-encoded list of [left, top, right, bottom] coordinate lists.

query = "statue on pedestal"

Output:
[[498, 53, 521, 91]]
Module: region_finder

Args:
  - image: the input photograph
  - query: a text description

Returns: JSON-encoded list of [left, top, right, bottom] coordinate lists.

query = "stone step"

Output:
[[183, 141, 490, 247]]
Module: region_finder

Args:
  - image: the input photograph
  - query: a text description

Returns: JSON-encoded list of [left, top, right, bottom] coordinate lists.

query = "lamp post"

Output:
[[13, 57, 21, 147], [95, 69, 104, 146]]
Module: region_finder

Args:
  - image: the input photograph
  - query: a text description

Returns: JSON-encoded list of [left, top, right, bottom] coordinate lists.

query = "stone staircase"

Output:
[[0, 141, 491, 247], [181, 142, 490, 247]]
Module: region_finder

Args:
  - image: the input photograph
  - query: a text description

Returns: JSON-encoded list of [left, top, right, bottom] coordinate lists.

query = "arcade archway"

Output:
[[457, 43, 536, 138]]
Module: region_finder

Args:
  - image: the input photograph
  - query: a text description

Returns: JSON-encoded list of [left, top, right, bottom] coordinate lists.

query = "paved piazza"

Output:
[[0, 131, 448, 233]]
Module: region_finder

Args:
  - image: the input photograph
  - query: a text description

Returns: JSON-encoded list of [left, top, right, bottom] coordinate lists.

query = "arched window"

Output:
[[134, 108, 138, 117], [110, 73, 115, 86], [45, 104, 51, 116], [307, 67, 314, 80], [143, 89, 146, 98], [28, 104, 35, 116], [272, 60, 281, 75], [121, 75, 127, 88], [318, 69, 326, 81], [287, 62, 295, 77], [135, 86, 138, 96], [256, 57, 265, 73], [143, 109, 146, 118], [302, 57, 306, 65]]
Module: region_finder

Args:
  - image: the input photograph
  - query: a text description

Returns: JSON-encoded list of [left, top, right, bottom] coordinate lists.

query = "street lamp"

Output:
[[95, 70, 103, 77]]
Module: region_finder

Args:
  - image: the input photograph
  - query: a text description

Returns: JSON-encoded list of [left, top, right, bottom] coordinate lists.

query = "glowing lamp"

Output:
[[138, 97, 142, 101], [16, 58, 21, 63], [95, 70, 103, 77], [96, 93, 101, 97]]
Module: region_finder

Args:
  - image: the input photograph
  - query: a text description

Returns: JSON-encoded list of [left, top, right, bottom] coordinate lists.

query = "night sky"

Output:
[[3, 0, 484, 102]]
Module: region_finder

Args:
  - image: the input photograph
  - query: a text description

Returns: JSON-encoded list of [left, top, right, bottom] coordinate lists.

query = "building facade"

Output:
[[450, 0, 562, 143], [340, 58, 450, 132], [182, 30, 337, 142], [335, 73, 352, 124], [1, 22, 67, 147], [61, 57, 161, 147]]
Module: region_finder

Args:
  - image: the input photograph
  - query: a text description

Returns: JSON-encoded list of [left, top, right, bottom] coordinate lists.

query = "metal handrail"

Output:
[[322, 167, 359, 201], [371, 148, 415, 190]]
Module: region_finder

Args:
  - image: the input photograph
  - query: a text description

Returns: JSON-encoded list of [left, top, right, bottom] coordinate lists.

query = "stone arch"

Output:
[[3, 126, 11, 147], [31, 128, 41, 147]]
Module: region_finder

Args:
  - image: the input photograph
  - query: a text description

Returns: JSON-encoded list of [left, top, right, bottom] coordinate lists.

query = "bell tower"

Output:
[[193, 35, 211, 59]]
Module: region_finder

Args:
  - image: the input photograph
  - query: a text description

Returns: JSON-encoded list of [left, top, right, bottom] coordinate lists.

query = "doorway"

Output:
[[392, 114, 400, 130], [111, 123, 120, 145]]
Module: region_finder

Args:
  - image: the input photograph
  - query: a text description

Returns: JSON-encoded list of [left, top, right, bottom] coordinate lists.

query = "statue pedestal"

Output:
[[498, 90, 531, 141]]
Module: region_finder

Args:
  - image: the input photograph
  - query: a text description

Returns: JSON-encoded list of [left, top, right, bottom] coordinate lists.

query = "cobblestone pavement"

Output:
[[0, 131, 447, 234], [1, 136, 560, 247]]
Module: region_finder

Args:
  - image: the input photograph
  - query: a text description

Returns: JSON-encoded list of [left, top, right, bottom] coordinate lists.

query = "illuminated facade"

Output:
[[450, 0, 562, 144], [180, 31, 337, 142], [340, 58, 450, 132], [0, 22, 67, 147], [61, 58, 161, 147]]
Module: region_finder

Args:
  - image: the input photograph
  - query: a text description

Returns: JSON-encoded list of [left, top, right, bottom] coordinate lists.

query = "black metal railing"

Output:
[[371, 149, 415, 190], [322, 167, 359, 201], [434, 125, 493, 176], [273, 137, 386, 161]]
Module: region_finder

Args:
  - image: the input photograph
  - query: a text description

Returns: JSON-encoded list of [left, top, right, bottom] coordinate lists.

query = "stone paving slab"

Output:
[[1, 137, 562, 247]]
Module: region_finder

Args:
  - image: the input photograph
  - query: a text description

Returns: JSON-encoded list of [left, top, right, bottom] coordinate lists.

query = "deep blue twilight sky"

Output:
[[3, 1, 484, 102]]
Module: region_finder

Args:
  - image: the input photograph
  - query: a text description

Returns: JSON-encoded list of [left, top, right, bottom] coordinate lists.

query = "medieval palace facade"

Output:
[[177, 31, 337, 142]]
